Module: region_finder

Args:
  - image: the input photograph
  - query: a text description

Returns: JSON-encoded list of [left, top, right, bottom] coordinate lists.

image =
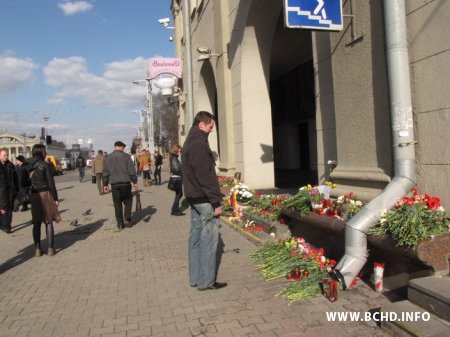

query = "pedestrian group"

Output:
[[0, 110, 228, 291]]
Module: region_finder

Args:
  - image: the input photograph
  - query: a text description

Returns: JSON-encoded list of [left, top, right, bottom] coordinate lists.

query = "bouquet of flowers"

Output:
[[336, 192, 364, 220], [230, 183, 253, 204], [369, 188, 449, 247]]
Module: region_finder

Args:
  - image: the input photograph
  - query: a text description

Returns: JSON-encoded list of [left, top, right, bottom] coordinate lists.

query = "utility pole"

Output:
[[43, 115, 49, 149], [182, 0, 194, 128]]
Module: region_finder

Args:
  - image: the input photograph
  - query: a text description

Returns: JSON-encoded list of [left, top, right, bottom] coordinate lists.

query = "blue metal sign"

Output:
[[284, 0, 343, 31]]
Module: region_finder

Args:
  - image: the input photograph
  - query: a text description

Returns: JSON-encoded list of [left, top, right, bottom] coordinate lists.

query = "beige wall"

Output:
[[173, 0, 450, 207], [406, 0, 450, 209]]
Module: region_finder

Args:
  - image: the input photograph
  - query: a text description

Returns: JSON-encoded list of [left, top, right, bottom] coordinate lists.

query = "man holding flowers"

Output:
[[181, 111, 227, 291]]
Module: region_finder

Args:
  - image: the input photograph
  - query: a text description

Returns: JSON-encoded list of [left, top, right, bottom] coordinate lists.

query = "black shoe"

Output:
[[198, 282, 227, 291], [4, 228, 12, 234], [171, 211, 185, 216]]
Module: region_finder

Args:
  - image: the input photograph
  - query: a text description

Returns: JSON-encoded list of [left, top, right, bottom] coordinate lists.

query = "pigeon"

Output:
[[69, 219, 79, 227], [82, 209, 92, 216]]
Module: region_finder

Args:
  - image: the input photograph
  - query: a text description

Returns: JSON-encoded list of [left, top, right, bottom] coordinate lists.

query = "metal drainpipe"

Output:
[[334, 0, 417, 289]]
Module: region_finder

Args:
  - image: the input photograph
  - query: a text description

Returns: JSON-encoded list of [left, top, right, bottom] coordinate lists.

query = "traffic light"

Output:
[[46, 135, 52, 145]]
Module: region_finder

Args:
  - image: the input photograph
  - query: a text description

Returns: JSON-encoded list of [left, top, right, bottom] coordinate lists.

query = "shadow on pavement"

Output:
[[0, 218, 106, 275], [215, 232, 225, 279], [11, 220, 33, 233], [133, 205, 156, 224], [58, 186, 74, 191]]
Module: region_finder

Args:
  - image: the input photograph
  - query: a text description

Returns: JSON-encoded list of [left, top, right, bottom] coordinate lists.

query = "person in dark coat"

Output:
[[181, 111, 227, 291], [169, 145, 184, 216], [102, 141, 138, 231], [28, 144, 60, 257], [75, 154, 86, 182], [14, 155, 31, 212], [0, 148, 19, 234], [153, 150, 163, 185]]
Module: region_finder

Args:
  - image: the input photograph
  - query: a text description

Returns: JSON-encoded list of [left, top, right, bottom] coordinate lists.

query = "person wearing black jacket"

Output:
[[14, 155, 31, 212], [28, 144, 60, 256], [153, 150, 163, 185], [0, 148, 18, 234], [76, 154, 86, 182], [181, 111, 226, 291], [103, 141, 138, 231], [169, 145, 183, 216]]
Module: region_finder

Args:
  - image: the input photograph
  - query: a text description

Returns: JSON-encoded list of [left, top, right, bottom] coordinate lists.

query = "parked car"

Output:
[[46, 155, 63, 175]]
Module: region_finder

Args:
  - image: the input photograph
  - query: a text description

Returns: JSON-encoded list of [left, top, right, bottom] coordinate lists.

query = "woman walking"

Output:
[[170, 144, 184, 216], [139, 150, 152, 187], [28, 144, 60, 257]]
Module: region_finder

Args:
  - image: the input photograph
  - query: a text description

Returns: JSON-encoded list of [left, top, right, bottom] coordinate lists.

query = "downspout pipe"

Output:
[[334, 0, 417, 289]]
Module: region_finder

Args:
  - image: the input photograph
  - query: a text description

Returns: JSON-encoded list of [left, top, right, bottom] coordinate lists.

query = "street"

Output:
[[0, 167, 390, 337]]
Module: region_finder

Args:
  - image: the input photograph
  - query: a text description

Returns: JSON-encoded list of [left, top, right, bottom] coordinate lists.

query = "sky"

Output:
[[0, 0, 175, 153]]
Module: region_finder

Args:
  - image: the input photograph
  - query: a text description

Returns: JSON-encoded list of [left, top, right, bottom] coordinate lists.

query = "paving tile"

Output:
[[0, 167, 392, 337]]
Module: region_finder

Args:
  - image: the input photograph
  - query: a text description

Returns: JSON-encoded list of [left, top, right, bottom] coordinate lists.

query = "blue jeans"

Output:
[[78, 167, 85, 181], [171, 187, 183, 213], [188, 202, 218, 289]]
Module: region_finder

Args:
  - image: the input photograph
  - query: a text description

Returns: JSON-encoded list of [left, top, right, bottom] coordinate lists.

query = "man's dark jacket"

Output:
[[0, 160, 19, 210], [102, 150, 137, 186], [181, 127, 221, 209]]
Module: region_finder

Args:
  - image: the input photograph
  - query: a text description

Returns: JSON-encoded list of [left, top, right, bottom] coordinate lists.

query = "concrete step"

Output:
[[408, 276, 450, 321], [380, 300, 450, 337]]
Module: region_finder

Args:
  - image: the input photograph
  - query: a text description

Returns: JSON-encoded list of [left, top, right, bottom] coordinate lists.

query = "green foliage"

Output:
[[283, 190, 311, 217]]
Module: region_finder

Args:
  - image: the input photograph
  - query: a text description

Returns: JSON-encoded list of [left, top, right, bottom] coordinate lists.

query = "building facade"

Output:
[[0, 131, 40, 160], [171, 0, 450, 208]]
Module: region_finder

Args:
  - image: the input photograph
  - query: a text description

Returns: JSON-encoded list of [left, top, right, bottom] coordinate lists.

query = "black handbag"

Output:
[[91, 175, 96, 184], [167, 175, 182, 191]]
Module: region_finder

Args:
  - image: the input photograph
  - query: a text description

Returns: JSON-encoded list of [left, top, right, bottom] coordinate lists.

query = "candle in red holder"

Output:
[[322, 278, 338, 302], [294, 267, 302, 281], [286, 272, 293, 281]]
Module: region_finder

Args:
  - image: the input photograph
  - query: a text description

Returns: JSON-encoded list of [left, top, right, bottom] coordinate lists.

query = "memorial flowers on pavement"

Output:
[[251, 237, 338, 303], [369, 188, 449, 247]]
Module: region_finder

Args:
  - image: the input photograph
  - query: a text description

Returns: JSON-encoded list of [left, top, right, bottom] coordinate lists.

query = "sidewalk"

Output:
[[0, 169, 391, 337]]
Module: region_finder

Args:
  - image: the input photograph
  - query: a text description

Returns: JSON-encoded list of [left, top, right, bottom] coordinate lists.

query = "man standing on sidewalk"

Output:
[[0, 148, 18, 234], [181, 111, 227, 291], [92, 150, 105, 195], [75, 154, 86, 182], [103, 141, 138, 231]]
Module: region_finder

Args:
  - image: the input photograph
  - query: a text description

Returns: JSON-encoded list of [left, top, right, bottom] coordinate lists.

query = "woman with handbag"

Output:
[[169, 144, 184, 216], [28, 144, 61, 257]]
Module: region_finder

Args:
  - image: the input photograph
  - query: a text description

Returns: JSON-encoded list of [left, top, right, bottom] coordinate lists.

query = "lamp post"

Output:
[[132, 79, 154, 153], [182, 0, 194, 128]]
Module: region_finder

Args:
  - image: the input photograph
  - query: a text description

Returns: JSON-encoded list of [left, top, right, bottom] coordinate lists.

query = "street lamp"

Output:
[[132, 79, 154, 152]]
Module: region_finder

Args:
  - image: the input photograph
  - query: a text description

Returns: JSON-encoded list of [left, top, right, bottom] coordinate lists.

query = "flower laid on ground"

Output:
[[230, 183, 253, 203], [247, 193, 288, 222], [218, 176, 235, 187], [369, 188, 449, 247], [251, 237, 337, 303]]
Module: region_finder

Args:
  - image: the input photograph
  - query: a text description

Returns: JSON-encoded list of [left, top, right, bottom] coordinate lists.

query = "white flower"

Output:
[[356, 200, 363, 206]]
